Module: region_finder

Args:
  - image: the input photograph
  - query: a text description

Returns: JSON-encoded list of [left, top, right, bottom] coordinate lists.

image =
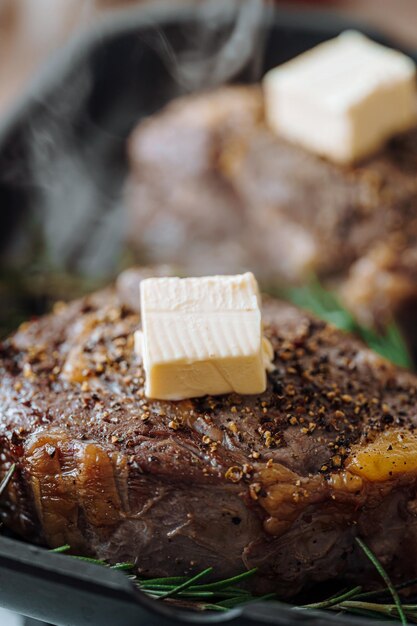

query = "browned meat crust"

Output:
[[126, 85, 417, 351], [2, 268, 417, 596]]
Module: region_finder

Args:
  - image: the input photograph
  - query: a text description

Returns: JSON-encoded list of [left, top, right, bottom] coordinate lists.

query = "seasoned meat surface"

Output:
[[2, 268, 417, 595], [127, 85, 417, 352]]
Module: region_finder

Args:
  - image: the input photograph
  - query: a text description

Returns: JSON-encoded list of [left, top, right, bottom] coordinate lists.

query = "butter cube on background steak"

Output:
[[263, 30, 417, 163]]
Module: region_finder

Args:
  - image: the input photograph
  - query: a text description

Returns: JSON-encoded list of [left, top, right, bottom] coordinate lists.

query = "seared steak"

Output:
[[2, 268, 417, 596], [126, 85, 417, 353]]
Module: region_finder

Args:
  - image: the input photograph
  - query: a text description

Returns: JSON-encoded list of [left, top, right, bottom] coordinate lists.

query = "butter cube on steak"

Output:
[[1, 268, 417, 595], [126, 85, 417, 357]]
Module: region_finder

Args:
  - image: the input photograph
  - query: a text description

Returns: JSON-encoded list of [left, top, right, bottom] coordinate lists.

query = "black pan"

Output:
[[0, 2, 411, 624], [0, 0, 399, 336], [0, 533, 385, 626]]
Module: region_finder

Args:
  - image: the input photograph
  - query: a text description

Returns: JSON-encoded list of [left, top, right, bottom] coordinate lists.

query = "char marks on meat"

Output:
[[1, 268, 417, 595]]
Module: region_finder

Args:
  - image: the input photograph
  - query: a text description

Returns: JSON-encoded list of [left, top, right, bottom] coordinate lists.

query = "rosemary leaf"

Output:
[[138, 583, 191, 591], [201, 603, 229, 612], [214, 592, 276, 609], [111, 563, 135, 571], [187, 568, 258, 591], [50, 545, 71, 554], [155, 567, 213, 600], [137, 575, 188, 585], [199, 590, 252, 600], [72, 555, 108, 566], [340, 600, 417, 620], [302, 585, 362, 610], [354, 575, 417, 602], [283, 280, 412, 369], [209, 587, 252, 598], [214, 595, 255, 609], [356, 537, 408, 626], [146, 590, 215, 599], [336, 605, 396, 621], [73, 556, 135, 571]]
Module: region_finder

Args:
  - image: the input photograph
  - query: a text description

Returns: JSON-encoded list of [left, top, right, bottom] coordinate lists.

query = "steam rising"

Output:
[[3, 0, 267, 278], [159, 0, 267, 90]]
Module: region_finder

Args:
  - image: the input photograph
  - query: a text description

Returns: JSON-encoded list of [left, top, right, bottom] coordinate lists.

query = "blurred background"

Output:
[[0, 0, 417, 121]]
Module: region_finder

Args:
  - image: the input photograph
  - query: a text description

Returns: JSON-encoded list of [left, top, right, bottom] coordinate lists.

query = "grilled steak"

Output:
[[2, 267, 417, 595], [126, 85, 417, 354]]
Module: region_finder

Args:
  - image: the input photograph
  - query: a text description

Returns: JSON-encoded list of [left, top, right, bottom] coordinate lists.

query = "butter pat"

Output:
[[263, 31, 417, 164], [137, 273, 273, 400]]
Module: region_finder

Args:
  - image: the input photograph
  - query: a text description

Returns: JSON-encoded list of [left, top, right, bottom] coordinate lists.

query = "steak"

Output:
[[2, 267, 417, 596], [126, 85, 417, 355]]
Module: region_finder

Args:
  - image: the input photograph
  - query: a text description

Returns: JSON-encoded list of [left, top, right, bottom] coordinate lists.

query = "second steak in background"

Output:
[[126, 84, 417, 357]]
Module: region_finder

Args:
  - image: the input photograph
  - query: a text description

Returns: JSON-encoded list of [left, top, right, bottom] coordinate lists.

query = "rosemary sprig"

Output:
[[355, 537, 407, 626], [283, 279, 412, 369], [305, 539, 412, 623], [153, 567, 213, 600], [181, 568, 258, 592], [50, 544, 71, 554], [48, 548, 261, 608], [337, 601, 413, 620], [302, 585, 363, 610], [356, 576, 417, 601], [50, 537, 417, 622]]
